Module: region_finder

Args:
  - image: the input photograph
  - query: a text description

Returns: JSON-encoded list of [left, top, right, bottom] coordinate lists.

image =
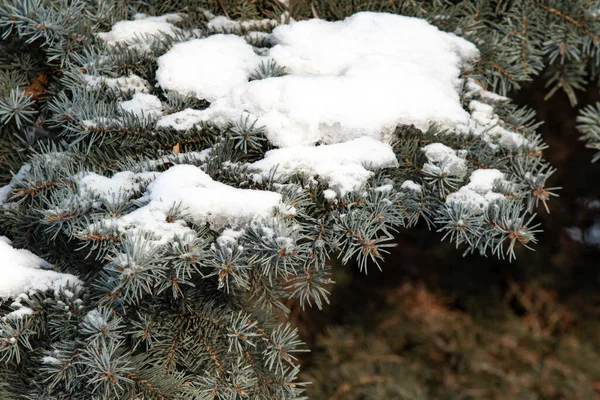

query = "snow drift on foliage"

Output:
[[0, 237, 80, 300], [156, 35, 262, 101], [86, 165, 290, 245], [76, 11, 522, 237], [98, 13, 183, 51], [157, 12, 479, 147], [250, 137, 398, 195], [118, 93, 163, 119]]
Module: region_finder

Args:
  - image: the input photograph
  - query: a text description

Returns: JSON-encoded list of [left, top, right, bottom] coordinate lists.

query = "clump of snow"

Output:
[[323, 189, 337, 200], [42, 356, 62, 365], [250, 137, 398, 196], [157, 108, 205, 131], [456, 79, 526, 151], [422, 143, 468, 178], [84, 73, 151, 94], [98, 13, 184, 51], [82, 309, 107, 328], [118, 93, 163, 119], [446, 169, 507, 209], [400, 180, 422, 194], [0, 237, 80, 300], [157, 12, 479, 147], [91, 165, 289, 245], [77, 170, 159, 202], [216, 228, 245, 248], [156, 35, 262, 102], [374, 184, 394, 193], [3, 307, 34, 320], [468, 100, 526, 151], [207, 16, 280, 32], [464, 79, 508, 103]]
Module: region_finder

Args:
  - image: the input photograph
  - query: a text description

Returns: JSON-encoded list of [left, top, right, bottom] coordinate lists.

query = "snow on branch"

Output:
[[0, 236, 80, 300], [157, 12, 479, 147]]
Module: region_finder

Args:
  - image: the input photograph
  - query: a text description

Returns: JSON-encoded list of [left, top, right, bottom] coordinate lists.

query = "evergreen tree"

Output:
[[0, 1, 597, 399]]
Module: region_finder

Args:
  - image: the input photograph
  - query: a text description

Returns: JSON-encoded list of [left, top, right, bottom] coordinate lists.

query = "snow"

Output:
[[464, 79, 508, 102], [77, 171, 159, 201], [42, 356, 61, 365], [401, 180, 422, 193], [157, 12, 479, 147], [3, 307, 33, 320], [91, 165, 289, 244], [323, 189, 337, 200], [250, 137, 398, 195], [207, 16, 279, 32], [207, 16, 241, 31], [118, 93, 163, 119], [216, 229, 245, 248], [98, 13, 183, 51], [84, 73, 151, 94], [422, 143, 468, 178], [0, 237, 80, 300], [156, 35, 262, 101], [83, 309, 107, 328], [156, 108, 205, 131], [446, 169, 506, 210], [375, 184, 394, 193], [468, 100, 526, 151]]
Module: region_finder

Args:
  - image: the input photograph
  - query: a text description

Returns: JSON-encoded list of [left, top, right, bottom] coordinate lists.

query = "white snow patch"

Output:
[[207, 16, 280, 32], [216, 228, 245, 247], [0, 237, 80, 300], [98, 13, 184, 51], [464, 79, 508, 102], [77, 171, 159, 201], [42, 356, 61, 365], [4, 307, 34, 320], [83, 309, 107, 328], [157, 108, 206, 131], [468, 100, 526, 151], [118, 93, 163, 119], [400, 180, 422, 194], [323, 189, 337, 200], [84, 73, 151, 94], [250, 137, 398, 195], [446, 169, 506, 209], [422, 143, 468, 178], [156, 35, 262, 102], [156, 12, 479, 147], [92, 165, 288, 244], [374, 184, 394, 193]]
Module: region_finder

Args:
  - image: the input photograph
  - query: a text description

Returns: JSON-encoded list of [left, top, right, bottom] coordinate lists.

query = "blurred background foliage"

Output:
[[297, 66, 600, 400]]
